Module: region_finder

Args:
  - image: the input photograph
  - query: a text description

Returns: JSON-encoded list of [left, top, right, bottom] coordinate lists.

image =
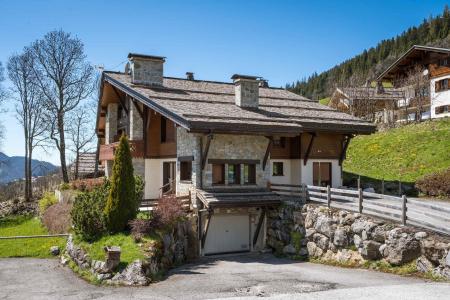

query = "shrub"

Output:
[[71, 180, 109, 241], [154, 195, 186, 229], [104, 135, 137, 233], [415, 168, 450, 197], [70, 178, 105, 192], [38, 192, 58, 215], [42, 202, 72, 234], [59, 182, 71, 191]]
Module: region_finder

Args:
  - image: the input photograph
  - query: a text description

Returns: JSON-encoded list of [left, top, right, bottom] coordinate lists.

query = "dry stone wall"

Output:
[[267, 202, 450, 279]]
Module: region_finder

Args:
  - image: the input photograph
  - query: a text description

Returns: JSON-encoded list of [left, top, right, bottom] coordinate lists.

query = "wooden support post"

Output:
[[326, 185, 331, 208], [401, 195, 407, 225], [131, 98, 144, 120], [201, 210, 213, 249], [357, 176, 361, 190], [253, 208, 266, 247], [358, 187, 363, 213], [262, 137, 273, 171], [201, 134, 213, 170], [398, 181, 402, 196], [339, 135, 352, 166], [112, 86, 129, 115], [303, 133, 316, 166]]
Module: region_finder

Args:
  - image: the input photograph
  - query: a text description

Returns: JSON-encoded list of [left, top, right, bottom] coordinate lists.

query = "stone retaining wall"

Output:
[[63, 218, 198, 285], [267, 202, 450, 279]]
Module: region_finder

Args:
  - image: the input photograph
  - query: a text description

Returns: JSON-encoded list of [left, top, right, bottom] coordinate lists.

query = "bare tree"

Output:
[[67, 105, 96, 180], [7, 50, 47, 201], [0, 62, 7, 147], [403, 65, 430, 122], [29, 30, 95, 182]]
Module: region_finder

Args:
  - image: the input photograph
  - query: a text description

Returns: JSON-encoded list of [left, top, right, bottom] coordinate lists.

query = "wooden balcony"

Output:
[[99, 140, 144, 161]]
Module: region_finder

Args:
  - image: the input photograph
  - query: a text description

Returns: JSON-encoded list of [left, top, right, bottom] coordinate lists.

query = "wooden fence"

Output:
[[270, 183, 450, 236], [140, 194, 191, 211]]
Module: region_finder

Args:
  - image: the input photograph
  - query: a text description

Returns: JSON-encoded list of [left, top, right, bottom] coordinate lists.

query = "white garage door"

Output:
[[204, 214, 250, 255]]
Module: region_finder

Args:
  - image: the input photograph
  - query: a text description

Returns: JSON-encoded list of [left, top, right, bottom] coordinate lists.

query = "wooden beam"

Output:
[[201, 210, 213, 249], [111, 85, 129, 115], [303, 133, 316, 166], [131, 98, 144, 120], [253, 208, 266, 247], [262, 137, 273, 171], [339, 135, 353, 166], [207, 159, 260, 165], [201, 134, 213, 170], [143, 106, 148, 157]]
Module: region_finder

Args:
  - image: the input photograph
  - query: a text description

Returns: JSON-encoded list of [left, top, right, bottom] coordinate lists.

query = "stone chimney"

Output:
[[128, 53, 165, 86], [231, 74, 260, 109], [186, 72, 194, 80]]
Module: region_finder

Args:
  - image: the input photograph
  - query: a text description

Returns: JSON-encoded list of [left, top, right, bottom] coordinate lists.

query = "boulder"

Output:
[[111, 260, 149, 286], [283, 244, 297, 255], [414, 232, 428, 240], [371, 226, 386, 243], [351, 219, 377, 235], [353, 234, 362, 248], [422, 240, 447, 265], [304, 209, 318, 228], [446, 251, 450, 267], [298, 247, 309, 257], [307, 242, 323, 258], [433, 266, 450, 279], [379, 244, 388, 257], [305, 228, 316, 241], [312, 233, 330, 251], [333, 228, 349, 247], [416, 256, 434, 273], [335, 249, 364, 265], [50, 246, 60, 256], [340, 214, 355, 226], [385, 228, 421, 265], [314, 215, 337, 238], [360, 240, 381, 260], [293, 211, 304, 225]]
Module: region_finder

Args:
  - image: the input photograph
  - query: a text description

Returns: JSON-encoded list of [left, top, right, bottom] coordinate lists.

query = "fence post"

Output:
[[358, 187, 363, 213], [357, 176, 361, 190], [381, 179, 384, 195], [302, 183, 307, 204], [326, 185, 331, 208], [398, 181, 402, 196], [401, 195, 407, 225]]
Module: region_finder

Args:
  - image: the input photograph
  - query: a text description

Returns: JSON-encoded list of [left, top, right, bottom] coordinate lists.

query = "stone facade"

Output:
[[267, 202, 450, 279], [129, 99, 143, 141], [234, 78, 259, 108], [202, 134, 270, 188], [105, 103, 118, 144], [130, 57, 164, 86], [176, 128, 201, 204], [132, 158, 145, 179]]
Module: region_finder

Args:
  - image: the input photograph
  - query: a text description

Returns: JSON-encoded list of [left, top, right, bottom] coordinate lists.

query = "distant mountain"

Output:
[[0, 152, 58, 184]]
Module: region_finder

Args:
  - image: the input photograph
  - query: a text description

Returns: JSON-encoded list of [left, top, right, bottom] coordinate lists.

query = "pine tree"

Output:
[[104, 134, 137, 233]]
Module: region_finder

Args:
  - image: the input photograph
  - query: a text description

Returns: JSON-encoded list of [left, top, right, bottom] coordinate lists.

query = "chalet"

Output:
[[95, 53, 375, 255], [377, 45, 450, 120], [331, 45, 450, 123]]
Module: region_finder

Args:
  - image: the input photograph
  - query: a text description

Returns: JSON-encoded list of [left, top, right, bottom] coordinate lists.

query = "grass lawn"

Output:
[[74, 233, 149, 267], [344, 118, 450, 182], [0, 215, 66, 258], [319, 97, 330, 105]]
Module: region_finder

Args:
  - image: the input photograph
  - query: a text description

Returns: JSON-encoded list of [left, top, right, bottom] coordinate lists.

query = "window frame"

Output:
[[180, 161, 192, 182], [243, 164, 256, 185], [212, 163, 225, 185], [227, 163, 241, 185], [272, 162, 284, 176]]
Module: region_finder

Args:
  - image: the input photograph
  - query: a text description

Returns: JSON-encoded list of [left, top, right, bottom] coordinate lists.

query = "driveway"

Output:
[[0, 254, 449, 299]]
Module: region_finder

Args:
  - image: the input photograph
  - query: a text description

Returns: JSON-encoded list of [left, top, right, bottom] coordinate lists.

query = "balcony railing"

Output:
[[99, 140, 144, 161]]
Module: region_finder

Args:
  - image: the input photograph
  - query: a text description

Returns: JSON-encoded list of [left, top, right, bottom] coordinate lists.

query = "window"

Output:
[[313, 162, 332, 187], [180, 161, 192, 181], [436, 79, 450, 92], [227, 164, 241, 185], [435, 105, 449, 115], [439, 58, 449, 67], [161, 117, 175, 143], [243, 164, 256, 185], [272, 162, 284, 176], [212, 164, 225, 185]]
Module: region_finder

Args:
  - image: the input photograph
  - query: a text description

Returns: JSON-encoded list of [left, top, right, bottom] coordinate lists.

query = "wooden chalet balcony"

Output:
[[99, 140, 144, 161]]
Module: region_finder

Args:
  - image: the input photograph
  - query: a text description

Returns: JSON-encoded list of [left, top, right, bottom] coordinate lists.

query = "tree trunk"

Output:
[[57, 113, 69, 183], [28, 146, 33, 201], [24, 134, 29, 202], [75, 150, 80, 180]]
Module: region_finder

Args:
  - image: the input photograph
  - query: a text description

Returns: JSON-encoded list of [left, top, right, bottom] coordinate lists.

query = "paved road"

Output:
[[0, 255, 449, 299]]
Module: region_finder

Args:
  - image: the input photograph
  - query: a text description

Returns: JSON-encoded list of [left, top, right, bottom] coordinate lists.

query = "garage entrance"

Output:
[[203, 214, 250, 255]]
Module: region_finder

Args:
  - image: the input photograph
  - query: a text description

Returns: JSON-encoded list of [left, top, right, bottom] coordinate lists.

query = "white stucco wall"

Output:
[[144, 158, 177, 199], [300, 159, 342, 188], [269, 159, 301, 186], [430, 74, 450, 119]]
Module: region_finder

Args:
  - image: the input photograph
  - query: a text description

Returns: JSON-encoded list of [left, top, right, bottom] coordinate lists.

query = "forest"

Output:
[[287, 6, 450, 100]]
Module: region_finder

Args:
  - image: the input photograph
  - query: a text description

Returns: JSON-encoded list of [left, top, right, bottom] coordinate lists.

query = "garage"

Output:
[[203, 214, 250, 255]]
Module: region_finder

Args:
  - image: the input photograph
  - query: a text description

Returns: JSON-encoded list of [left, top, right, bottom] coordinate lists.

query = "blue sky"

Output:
[[0, 0, 448, 165]]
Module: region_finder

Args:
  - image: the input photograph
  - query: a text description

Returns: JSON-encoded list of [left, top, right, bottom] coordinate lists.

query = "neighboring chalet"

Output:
[[69, 152, 104, 179], [331, 45, 450, 123], [96, 53, 374, 255]]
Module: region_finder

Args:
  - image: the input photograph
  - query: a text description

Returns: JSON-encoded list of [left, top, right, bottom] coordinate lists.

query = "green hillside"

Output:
[[343, 118, 450, 183]]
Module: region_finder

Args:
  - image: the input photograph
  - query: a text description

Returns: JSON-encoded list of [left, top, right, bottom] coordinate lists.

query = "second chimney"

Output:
[[232, 74, 260, 109], [128, 53, 165, 86]]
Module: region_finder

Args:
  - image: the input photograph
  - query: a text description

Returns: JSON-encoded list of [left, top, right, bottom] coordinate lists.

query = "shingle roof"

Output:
[[103, 72, 375, 134], [337, 87, 404, 101], [197, 188, 282, 208]]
